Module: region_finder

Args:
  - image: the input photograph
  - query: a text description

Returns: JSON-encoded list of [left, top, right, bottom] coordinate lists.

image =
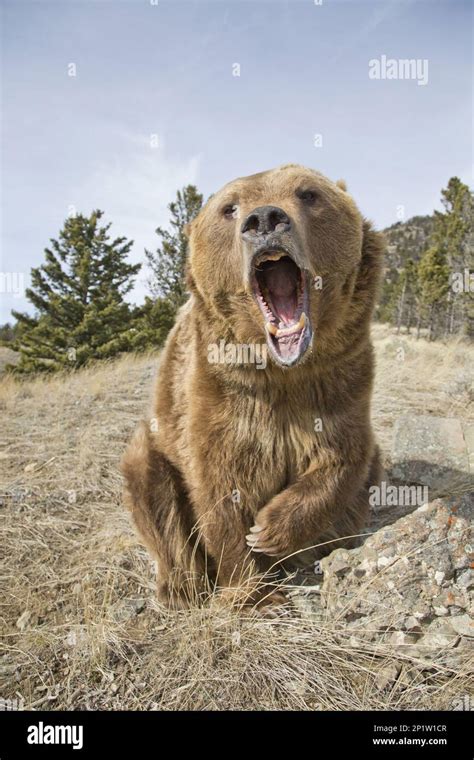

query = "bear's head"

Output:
[[186, 164, 383, 368]]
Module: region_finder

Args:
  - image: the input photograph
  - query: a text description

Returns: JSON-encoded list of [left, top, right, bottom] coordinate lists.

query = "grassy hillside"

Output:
[[1, 325, 473, 710], [383, 214, 434, 270]]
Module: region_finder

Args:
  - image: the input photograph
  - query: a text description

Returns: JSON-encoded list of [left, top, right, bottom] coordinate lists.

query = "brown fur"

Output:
[[121, 164, 384, 611]]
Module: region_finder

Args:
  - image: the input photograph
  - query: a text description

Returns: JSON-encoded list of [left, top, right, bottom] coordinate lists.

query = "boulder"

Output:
[[391, 415, 471, 494], [291, 495, 473, 663]]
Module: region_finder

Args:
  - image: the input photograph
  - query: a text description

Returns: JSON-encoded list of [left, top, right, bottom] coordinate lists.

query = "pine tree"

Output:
[[375, 265, 400, 325], [146, 185, 203, 311], [436, 178, 473, 337], [130, 297, 177, 351], [11, 210, 140, 373], [376, 179, 473, 340], [417, 244, 450, 341]]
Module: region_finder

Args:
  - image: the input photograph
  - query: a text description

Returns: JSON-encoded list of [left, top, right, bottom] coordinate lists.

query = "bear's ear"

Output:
[[184, 218, 198, 239], [336, 179, 347, 191], [185, 258, 196, 293], [356, 219, 385, 303]]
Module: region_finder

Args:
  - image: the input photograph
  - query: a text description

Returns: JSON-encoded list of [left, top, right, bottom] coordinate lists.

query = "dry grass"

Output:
[[1, 327, 473, 711], [0, 347, 19, 375]]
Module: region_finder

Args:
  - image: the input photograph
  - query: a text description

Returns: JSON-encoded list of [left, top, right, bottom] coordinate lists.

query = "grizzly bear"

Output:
[[121, 164, 384, 613]]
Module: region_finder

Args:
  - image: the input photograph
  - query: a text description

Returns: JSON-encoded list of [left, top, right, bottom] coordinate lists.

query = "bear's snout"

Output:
[[241, 205, 291, 241]]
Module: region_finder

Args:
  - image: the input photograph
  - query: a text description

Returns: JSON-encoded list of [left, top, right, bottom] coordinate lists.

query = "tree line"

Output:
[[1, 176, 472, 374], [2, 186, 203, 373], [377, 177, 473, 340]]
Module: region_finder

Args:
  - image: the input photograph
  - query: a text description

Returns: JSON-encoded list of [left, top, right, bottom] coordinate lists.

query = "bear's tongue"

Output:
[[265, 259, 298, 324]]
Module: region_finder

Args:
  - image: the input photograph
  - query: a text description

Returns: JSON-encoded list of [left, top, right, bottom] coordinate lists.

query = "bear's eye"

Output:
[[297, 189, 317, 204], [222, 204, 238, 219]]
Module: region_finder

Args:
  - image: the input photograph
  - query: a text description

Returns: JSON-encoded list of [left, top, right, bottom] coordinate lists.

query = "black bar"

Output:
[[0, 710, 472, 758]]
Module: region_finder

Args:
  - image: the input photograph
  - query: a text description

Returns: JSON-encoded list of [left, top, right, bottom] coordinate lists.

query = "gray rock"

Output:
[[374, 662, 401, 691], [417, 619, 460, 649], [391, 416, 471, 493], [456, 569, 474, 590], [449, 614, 474, 638], [292, 497, 473, 662], [111, 597, 146, 623], [389, 631, 419, 647], [328, 549, 353, 578]]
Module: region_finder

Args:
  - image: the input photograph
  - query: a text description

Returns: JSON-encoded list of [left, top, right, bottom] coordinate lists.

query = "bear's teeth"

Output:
[[257, 251, 285, 265], [265, 322, 278, 336], [266, 313, 307, 338]]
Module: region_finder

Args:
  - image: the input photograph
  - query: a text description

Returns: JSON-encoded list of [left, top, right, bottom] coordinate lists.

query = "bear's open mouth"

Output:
[[252, 250, 313, 366]]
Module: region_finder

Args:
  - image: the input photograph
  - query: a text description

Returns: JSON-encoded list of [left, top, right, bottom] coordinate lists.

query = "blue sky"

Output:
[[1, 0, 472, 321]]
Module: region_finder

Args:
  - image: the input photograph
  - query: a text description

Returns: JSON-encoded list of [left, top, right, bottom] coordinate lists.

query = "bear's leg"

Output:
[[194, 500, 288, 613], [250, 440, 385, 567], [316, 444, 384, 555], [121, 422, 212, 609], [282, 445, 384, 570]]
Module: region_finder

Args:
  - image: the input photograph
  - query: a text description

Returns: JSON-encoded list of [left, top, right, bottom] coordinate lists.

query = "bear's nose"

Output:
[[241, 206, 291, 239]]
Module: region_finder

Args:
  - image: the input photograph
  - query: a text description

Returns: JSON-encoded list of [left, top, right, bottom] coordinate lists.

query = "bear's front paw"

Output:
[[245, 504, 298, 559]]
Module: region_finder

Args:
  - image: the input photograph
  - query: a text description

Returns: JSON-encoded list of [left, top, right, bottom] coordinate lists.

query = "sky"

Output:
[[0, 0, 472, 321]]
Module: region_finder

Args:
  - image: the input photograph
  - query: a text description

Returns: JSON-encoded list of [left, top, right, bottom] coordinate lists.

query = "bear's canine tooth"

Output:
[[265, 322, 278, 336], [274, 312, 306, 338]]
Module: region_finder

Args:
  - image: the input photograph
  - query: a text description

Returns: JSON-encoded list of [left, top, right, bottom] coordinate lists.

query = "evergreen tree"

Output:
[[417, 244, 450, 341], [130, 297, 177, 351], [436, 178, 473, 337], [376, 179, 473, 340], [11, 210, 140, 373], [146, 185, 203, 310]]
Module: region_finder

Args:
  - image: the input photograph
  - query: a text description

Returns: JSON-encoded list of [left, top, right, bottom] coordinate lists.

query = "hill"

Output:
[[383, 214, 434, 270]]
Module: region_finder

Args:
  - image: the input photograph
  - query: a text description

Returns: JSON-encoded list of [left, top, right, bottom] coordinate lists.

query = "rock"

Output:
[[327, 549, 352, 578], [111, 597, 146, 623], [354, 550, 378, 577], [391, 416, 471, 494], [291, 594, 324, 622], [402, 616, 423, 633], [417, 619, 460, 649], [291, 496, 473, 662], [456, 569, 474, 590], [389, 631, 418, 647], [375, 662, 401, 691], [449, 614, 474, 638]]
